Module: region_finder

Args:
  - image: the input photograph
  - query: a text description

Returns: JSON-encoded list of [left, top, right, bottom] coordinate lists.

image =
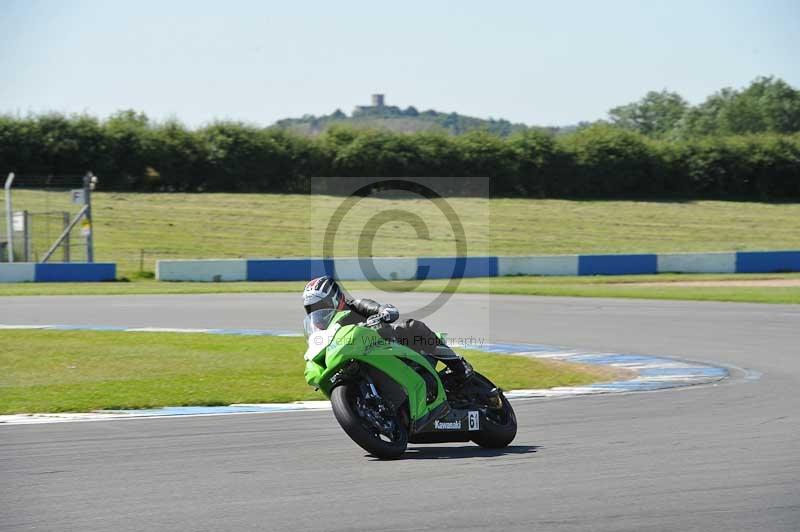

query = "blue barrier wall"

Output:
[[416, 257, 498, 280], [736, 251, 800, 273], [0, 263, 116, 282], [247, 259, 334, 281], [155, 251, 800, 281], [34, 263, 116, 282], [578, 254, 658, 276]]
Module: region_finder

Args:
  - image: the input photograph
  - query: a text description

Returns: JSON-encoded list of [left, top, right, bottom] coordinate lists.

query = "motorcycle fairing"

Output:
[[304, 311, 447, 422]]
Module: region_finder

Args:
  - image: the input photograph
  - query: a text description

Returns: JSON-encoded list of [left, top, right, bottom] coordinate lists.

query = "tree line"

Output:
[[275, 104, 529, 137], [0, 77, 798, 199], [277, 76, 800, 139], [609, 76, 800, 138]]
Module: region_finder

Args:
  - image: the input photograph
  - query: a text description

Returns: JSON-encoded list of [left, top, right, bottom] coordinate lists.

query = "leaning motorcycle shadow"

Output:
[[369, 445, 541, 460]]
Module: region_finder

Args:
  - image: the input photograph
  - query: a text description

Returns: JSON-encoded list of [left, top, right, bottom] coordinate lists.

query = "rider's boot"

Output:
[[439, 357, 474, 392]]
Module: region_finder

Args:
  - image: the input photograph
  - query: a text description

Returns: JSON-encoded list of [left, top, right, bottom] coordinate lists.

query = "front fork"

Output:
[[354, 374, 404, 438]]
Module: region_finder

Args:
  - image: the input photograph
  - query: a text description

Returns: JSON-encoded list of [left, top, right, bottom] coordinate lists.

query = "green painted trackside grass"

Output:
[[5, 192, 800, 278], [0, 330, 613, 414], [1, 273, 799, 303]]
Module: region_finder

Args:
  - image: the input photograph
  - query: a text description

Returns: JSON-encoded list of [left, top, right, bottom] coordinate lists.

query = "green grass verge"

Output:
[[454, 277, 800, 304], [0, 279, 308, 296], [0, 330, 615, 414], [5, 191, 800, 277], [1, 273, 799, 304]]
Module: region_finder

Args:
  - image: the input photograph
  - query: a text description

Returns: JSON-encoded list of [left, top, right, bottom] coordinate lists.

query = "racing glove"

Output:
[[378, 304, 399, 323]]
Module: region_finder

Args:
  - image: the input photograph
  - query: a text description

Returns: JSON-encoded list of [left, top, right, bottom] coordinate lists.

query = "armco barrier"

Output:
[[156, 251, 800, 282], [0, 263, 116, 282]]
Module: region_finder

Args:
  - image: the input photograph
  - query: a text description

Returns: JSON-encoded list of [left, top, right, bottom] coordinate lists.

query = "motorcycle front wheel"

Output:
[[331, 382, 408, 459]]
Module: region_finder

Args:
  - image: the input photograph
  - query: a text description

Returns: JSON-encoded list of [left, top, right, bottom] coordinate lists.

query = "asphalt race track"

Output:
[[1, 293, 799, 531]]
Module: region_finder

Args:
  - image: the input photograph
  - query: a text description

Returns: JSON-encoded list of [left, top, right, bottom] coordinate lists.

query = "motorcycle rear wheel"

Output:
[[331, 383, 408, 459], [468, 374, 517, 449]]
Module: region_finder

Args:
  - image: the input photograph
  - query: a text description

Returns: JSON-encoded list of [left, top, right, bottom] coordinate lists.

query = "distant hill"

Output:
[[272, 96, 550, 137]]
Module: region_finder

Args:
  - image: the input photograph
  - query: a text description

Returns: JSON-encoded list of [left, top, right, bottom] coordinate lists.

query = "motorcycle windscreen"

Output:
[[303, 308, 337, 338]]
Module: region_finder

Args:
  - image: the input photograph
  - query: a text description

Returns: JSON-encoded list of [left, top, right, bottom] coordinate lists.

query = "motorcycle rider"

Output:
[[302, 276, 472, 383]]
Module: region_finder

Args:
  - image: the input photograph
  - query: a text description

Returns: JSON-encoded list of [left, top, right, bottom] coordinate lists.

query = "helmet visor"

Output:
[[303, 309, 337, 338]]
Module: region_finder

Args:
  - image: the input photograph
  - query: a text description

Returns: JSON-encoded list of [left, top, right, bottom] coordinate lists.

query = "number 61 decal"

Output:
[[468, 411, 480, 431]]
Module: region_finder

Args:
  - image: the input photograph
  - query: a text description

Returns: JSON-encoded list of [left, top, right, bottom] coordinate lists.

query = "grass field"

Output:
[[1, 273, 799, 303], [4, 191, 800, 278], [0, 330, 617, 414]]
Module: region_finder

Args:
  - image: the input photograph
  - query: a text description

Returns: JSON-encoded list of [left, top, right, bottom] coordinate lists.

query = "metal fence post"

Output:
[[23, 210, 30, 262], [84, 172, 94, 263], [4, 172, 14, 263], [63, 211, 71, 262]]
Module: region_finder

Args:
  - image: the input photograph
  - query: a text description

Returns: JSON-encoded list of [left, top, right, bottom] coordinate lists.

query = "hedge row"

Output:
[[1, 113, 798, 198]]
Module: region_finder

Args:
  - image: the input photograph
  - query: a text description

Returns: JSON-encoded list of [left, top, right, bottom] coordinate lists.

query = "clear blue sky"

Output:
[[1, 0, 798, 127]]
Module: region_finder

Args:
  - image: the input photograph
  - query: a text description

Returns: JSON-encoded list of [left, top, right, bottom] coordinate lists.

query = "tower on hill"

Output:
[[354, 94, 387, 114]]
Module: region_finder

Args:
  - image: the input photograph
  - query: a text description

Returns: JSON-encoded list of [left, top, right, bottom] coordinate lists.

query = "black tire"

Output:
[[331, 383, 408, 459], [469, 373, 517, 449]]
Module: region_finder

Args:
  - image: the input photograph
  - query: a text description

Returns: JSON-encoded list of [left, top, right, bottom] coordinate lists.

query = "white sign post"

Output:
[[70, 189, 86, 205], [12, 211, 25, 231]]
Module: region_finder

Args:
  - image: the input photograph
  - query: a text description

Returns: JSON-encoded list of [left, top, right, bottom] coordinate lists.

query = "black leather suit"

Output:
[[340, 298, 438, 349], [341, 298, 469, 378]]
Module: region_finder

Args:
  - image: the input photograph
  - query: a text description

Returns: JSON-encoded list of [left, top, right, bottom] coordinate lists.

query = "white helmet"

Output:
[[303, 276, 346, 314]]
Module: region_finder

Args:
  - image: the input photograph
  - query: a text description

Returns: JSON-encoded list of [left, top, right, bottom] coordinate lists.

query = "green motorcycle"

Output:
[[303, 308, 517, 459]]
